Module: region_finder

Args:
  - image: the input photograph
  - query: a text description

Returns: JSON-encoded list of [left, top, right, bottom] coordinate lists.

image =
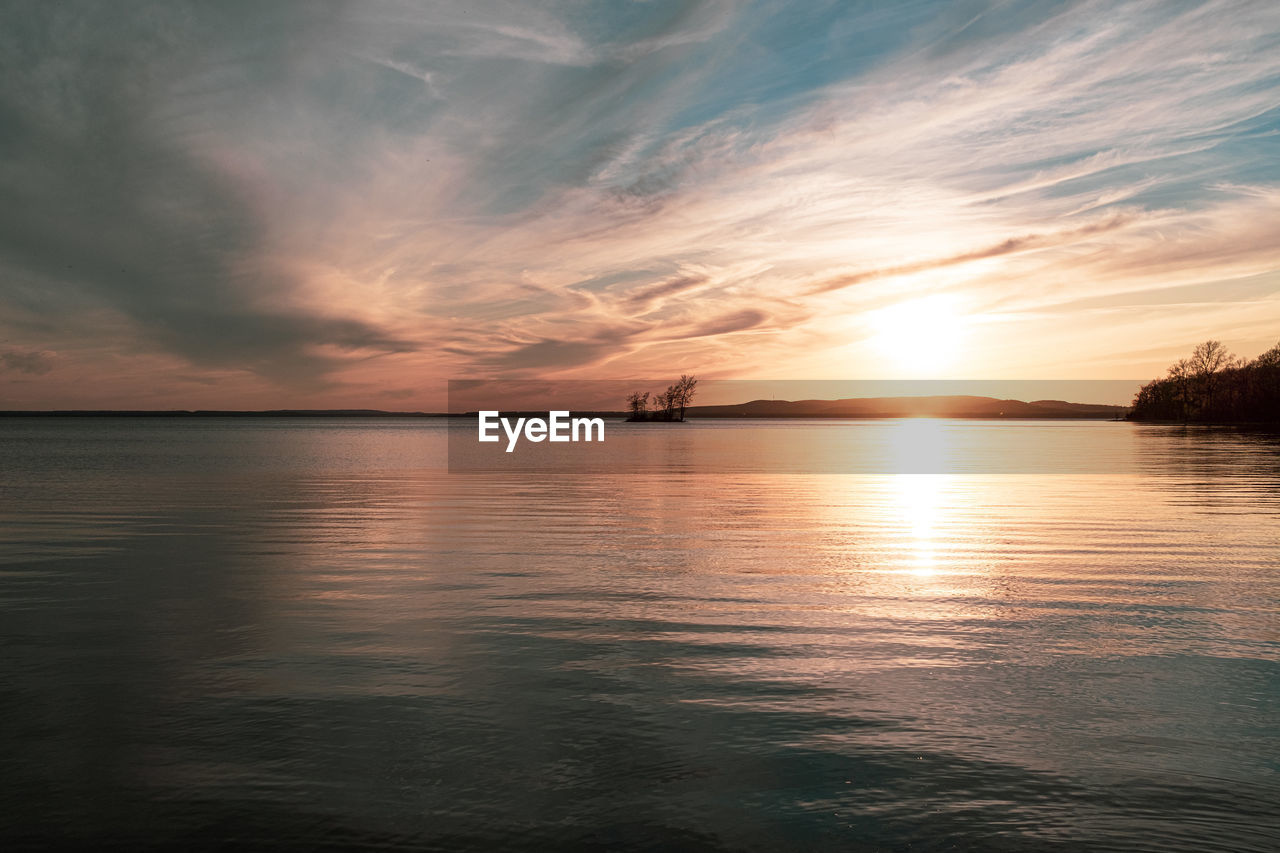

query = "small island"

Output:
[[1129, 339, 1280, 423], [626, 375, 698, 421]]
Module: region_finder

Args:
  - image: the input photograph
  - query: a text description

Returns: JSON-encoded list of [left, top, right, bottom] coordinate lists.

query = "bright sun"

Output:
[[868, 295, 967, 374]]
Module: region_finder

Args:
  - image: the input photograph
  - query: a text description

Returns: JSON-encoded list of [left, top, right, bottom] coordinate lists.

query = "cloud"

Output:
[[621, 274, 710, 314], [482, 339, 618, 371], [677, 308, 770, 339], [475, 318, 652, 372], [1, 0, 1279, 407], [0, 349, 54, 375], [0, 0, 412, 386], [808, 213, 1140, 295]]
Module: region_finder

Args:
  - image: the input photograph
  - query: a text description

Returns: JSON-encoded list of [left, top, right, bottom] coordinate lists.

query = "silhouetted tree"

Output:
[[1191, 340, 1230, 414], [625, 375, 698, 421], [626, 391, 649, 421], [657, 387, 677, 421], [1168, 357, 1193, 421], [1130, 339, 1280, 423], [673, 375, 698, 420], [1191, 340, 1230, 376], [1256, 341, 1280, 369]]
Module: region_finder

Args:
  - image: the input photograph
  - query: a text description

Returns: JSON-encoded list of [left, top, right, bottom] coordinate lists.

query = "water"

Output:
[[2, 418, 1278, 851]]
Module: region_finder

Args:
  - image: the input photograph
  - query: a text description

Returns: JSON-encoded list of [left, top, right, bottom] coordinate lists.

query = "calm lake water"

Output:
[[2, 418, 1278, 851]]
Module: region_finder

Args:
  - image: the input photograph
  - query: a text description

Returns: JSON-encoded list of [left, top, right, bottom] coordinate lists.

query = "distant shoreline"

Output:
[[0, 410, 452, 418], [0, 395, 1132, 420], [0, 410, 1128, 420]]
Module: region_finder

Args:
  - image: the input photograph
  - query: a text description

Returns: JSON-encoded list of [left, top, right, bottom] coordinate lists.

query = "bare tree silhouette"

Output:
[[1131, 340, 1280, 422], [626, 391, 649, 421], [673, 375, 698, 421], [625, 376, 697, 422]]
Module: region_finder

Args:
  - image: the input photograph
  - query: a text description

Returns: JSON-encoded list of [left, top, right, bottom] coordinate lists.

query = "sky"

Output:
[[1, 0, 1278, 410]]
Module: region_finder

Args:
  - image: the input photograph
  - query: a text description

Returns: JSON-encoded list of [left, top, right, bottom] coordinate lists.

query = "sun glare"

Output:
[[892, 473, 945, 576], [869, 295, 966, 374]]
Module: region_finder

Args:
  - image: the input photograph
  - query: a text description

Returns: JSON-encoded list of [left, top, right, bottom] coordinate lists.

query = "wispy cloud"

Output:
[[0, 0, 1278, 407]]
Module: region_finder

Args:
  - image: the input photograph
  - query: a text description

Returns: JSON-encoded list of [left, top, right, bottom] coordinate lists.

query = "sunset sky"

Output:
[[1, 0, 1278, 409]]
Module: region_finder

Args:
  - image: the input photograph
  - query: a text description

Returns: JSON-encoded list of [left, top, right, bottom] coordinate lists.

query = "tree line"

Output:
[[1129, 339, 1280, 422], [626, 375, 698, 421]]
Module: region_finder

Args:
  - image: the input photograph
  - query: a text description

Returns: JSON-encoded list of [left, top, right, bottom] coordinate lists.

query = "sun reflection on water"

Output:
[[883, 417, 954, 474], [891, 473, 946, 576]]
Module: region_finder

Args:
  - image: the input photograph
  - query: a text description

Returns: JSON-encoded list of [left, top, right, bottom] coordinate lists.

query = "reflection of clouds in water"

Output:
[[5, 420, 1280, 850]]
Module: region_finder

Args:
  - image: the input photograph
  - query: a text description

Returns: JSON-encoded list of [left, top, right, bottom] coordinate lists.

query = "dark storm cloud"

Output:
[[0, 0, 412, 384]]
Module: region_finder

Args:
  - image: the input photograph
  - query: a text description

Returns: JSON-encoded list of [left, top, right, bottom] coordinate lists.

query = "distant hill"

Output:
[[684, 395, 1127, 419], [1, 397, 1130, 419]]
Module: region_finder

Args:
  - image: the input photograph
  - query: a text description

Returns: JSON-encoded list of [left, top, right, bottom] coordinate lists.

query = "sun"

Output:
[[868, 295, 967, 374]]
